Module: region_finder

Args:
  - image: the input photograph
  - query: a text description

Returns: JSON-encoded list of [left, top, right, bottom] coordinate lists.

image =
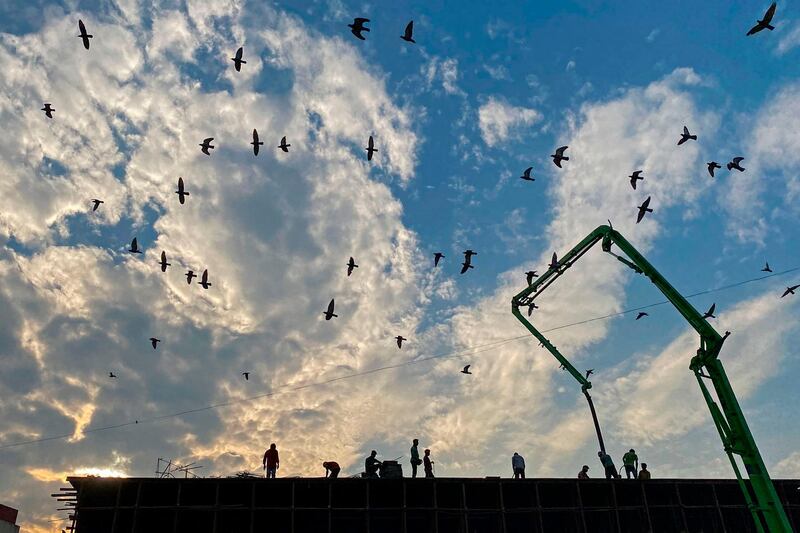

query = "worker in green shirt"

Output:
[[622, 449, 639, 479]]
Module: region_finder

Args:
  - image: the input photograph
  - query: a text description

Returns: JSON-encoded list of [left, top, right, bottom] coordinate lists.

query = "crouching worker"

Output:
[[323, 461, 341, 479]]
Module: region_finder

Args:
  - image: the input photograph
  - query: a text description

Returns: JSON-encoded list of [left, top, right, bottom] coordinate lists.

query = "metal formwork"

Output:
[[66, 476, 800, 533]]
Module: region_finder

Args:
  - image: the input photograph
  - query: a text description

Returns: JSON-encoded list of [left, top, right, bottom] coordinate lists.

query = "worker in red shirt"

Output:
[[323, 461, 341, 479], [263, 443, 279, 478]]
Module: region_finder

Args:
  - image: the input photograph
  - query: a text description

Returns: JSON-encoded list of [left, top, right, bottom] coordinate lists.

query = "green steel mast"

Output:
[[511, 224, 791, 533]]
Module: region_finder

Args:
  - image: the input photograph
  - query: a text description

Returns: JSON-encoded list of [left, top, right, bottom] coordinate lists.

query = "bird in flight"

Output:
[[251, 129, 263, 156], [636, 196, 653, 223], [464, 250, 477, 261], [747, 2, 777, 36], [702, 303, 716, 319], [231, 46, 246, 71], [149, 337, 161, 350], [549, 252, 559, 270], [401, 21, 416, 43], [636, 312, 649, 320], [460, 261, 473, 274], [78, 20, 93, 50], [727, 157, 745, 172], [629, 170, 644, 190], [365, 136, 378, 161], [347, 257, 358, 276], [526, 270, 538, 285], [199, 269, 212, 289], [91, 199, 104, 211], [395, 336, 407, 349], [349, 18, 370, 40], [128, 237, 142, 254], [527, 302, 539, 317], [41, 103, 55, 118], [461, 365, 472, 375], [551, 146, 569, 168], [159, 251, 170, 272], [242, 372, 250, 381], [199, 138, 215, 155], [782, 285, 799, 298], [278, 136, 291, 152], [677, 126, 697, 145], [762, 262, 772, 273], [175, 177, 189, 204], [520, 167, 535, 182], [433, 252, 444, 267], [324, 299, 337, 320], [461, 249, 476, 274], [707, 161, 722, 177], [186, 270, 196, 284], [109, 372, 117, 379], [584, 369, 594, 379]]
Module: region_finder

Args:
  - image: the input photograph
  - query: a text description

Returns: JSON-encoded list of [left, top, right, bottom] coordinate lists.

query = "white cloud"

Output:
[[483, 63, 510, 81], [775, 21, 800, 55], [773, 451, 800, 477], [646, 28, 660, 43], [565, 60, 576, 72], [477, 96, 542, 147], [421, 56, 463, 96]]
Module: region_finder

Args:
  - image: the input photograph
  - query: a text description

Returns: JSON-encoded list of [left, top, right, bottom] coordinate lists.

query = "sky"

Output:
[[1, 0, 799, 531]]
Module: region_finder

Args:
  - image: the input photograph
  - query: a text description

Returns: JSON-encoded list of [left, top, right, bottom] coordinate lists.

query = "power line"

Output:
[[1, 266, 797, 450]]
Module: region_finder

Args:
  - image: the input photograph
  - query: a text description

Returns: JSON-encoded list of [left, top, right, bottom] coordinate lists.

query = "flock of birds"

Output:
[[36, 3, 798, 384]]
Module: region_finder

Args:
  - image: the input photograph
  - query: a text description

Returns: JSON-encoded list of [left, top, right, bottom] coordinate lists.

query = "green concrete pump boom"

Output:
[[511, 224, 791, 533]]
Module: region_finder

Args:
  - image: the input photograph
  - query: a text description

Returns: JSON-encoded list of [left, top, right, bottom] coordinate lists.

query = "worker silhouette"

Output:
[[323, 461, 341, 479], [622, 449, 639, 479], [365, 450, 382, 478], [423, 449, 434, 478], [598, 451, 619, 479], [638, 463, 651, 480], [512, 452, 526, 479], [578, 465, 590, 479], [410, 439, 422, 478], [263, 443, 279, 479]]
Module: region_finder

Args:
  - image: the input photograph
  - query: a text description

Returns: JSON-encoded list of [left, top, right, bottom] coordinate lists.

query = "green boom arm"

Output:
[[511, 224, 791, 533]]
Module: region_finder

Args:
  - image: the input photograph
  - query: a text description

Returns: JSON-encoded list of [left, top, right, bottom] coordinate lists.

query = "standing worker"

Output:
[[410, 439, 422, 478], [365, 450, 382, 478], [598, 451, 619, 479], [622, 449, 639, 479], [263, 443, 280, 479], [511, 452, 526, 479], [323, 461, 341, 479], [638, 463, 651, 480], [423, 449, 435, 478], [578, 465, 590, 479]]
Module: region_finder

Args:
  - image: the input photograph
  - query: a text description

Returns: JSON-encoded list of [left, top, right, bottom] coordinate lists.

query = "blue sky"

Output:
[[1, 1, 799, 531]]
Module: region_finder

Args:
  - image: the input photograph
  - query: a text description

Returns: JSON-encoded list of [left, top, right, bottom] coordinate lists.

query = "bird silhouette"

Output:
[[527, 302, 539, 317], [520, 167, 535, 182], [549, 252, 559, 270], [461, 365, 472, 375], [460, 261, 473, 274], [91, 199, 104, 211], [526, 270, 538, 285], [199, 269, 212, 289], [434, 252, 444, 267], [782, 285, 799, 298], [395, 336, 407, 349], [149, 337, 160, 349], [347, 257, 358, 276], [175, 177, 190, 204], [702, 303, 716, 319], [762, 262, 772, 273], [551, 146, 569, 168], [78, 20, 92, 50], [677, 126, 697, 145], [727, 157, 745, 172], [159, 251, 170, 272], [231, 46, 246, 71], [464, 250, 477, 261], [707, 162, 721, 177], [349, 18, 370, 40], [324, 299, 337, 320], [461, 250, 476, 274], [109, 372, 117, 379], [747, 2, 777, 36], [41, 103, 55, 118], [401, 21, 415, 43], [242, 372, 250, 381], [365, 136, 378, 161], [128, 237, 141, 254], [636, 312, 648, 320], [629, 170, 644, 190], [636, 196, 653, 223], [186, 270, 196, 284], [199, 138, 215, 155], [251, 129, 263, 156], [584, 369, 594, 379], [278, 136, 291, 152]]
